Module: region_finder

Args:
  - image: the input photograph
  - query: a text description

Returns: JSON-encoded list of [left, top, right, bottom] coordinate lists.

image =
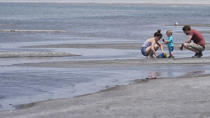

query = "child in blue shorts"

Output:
[[163, 30, 174, 58]]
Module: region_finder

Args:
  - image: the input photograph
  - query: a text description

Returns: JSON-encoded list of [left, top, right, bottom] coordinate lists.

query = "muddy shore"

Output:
[[14, 57, 210, 68], [21, 42, 210, 50], [1, 75, 210, 118]]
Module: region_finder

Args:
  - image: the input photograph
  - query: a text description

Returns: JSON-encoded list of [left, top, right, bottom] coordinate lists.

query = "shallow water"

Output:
[[0, 3, 210, 111], [0, 3, 210, 44], [1, 64, 210, 110]]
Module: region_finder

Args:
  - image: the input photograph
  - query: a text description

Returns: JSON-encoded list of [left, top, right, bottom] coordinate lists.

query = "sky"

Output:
[[0, 0, 209, 4]]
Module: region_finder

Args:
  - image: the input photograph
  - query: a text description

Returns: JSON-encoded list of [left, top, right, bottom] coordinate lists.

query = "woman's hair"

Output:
[[166, 30, 173, 35], [154, 29, 162, 39], [183, 25, 191, 31]]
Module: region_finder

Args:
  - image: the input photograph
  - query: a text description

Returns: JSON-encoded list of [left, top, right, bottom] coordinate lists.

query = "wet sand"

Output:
[[1, 36, 210, 118], [14, 57, 210, 68], [22, 43, 210, 50], [0, 51, 79, 58], [1, 75, 210, 118], [1, 41, 209, 117], [0, 29, 71, 33]]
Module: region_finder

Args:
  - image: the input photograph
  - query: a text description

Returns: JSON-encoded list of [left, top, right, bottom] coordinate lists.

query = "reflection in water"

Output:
[[182, 71, 205, 77], [147, 70, 206, 80], [167, 72, 174, 78], [146, 72, 161, 79]]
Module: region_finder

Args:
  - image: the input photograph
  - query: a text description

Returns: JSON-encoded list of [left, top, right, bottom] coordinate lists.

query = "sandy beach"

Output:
[[13, 57, 210, 68], [1, 41, 210, 118], [22, 43, 210, 50], [1, 38, 210, 118], [1, 75, 210, 118], [1, 39, 210, 118], [0, 2, 210, 118]]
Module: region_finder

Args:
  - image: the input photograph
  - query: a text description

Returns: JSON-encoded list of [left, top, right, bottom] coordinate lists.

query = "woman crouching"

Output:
[[141, 30, 165, 59]]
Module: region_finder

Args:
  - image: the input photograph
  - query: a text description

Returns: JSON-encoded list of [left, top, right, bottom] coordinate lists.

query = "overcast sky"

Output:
[[0, 0, 209, 4]]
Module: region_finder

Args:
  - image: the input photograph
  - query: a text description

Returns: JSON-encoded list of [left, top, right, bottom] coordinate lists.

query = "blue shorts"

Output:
[[168, 46, 174, 53], [141, 47, 147, 56]]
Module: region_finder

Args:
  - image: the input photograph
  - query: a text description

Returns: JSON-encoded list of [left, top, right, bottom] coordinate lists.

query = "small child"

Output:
[[163, 30, 174, 58]]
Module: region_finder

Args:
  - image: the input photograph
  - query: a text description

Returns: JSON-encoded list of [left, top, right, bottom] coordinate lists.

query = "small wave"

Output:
[[0, 52, 79, 58]]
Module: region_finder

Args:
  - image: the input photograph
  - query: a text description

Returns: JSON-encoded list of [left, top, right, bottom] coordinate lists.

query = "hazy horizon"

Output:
[[0, 0, 210, 4]]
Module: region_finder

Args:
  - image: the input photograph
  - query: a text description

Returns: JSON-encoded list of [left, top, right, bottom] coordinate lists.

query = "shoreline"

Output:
[[14, 72, 210, 110], [22, 43, 210, 50], [14, 57, 210, 68], [1, 75, 210, 118], [0, 52, 80, 58]]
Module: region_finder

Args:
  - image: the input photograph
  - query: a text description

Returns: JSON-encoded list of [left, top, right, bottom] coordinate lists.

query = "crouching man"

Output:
[[180, 25, 205, 58]]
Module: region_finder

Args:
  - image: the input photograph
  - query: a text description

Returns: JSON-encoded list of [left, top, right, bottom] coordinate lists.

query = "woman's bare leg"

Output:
[[147, 44, 159, 58], [148, 51, 154, 58], [145, 46, 151, 55], [145, 44, 159, 58]]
